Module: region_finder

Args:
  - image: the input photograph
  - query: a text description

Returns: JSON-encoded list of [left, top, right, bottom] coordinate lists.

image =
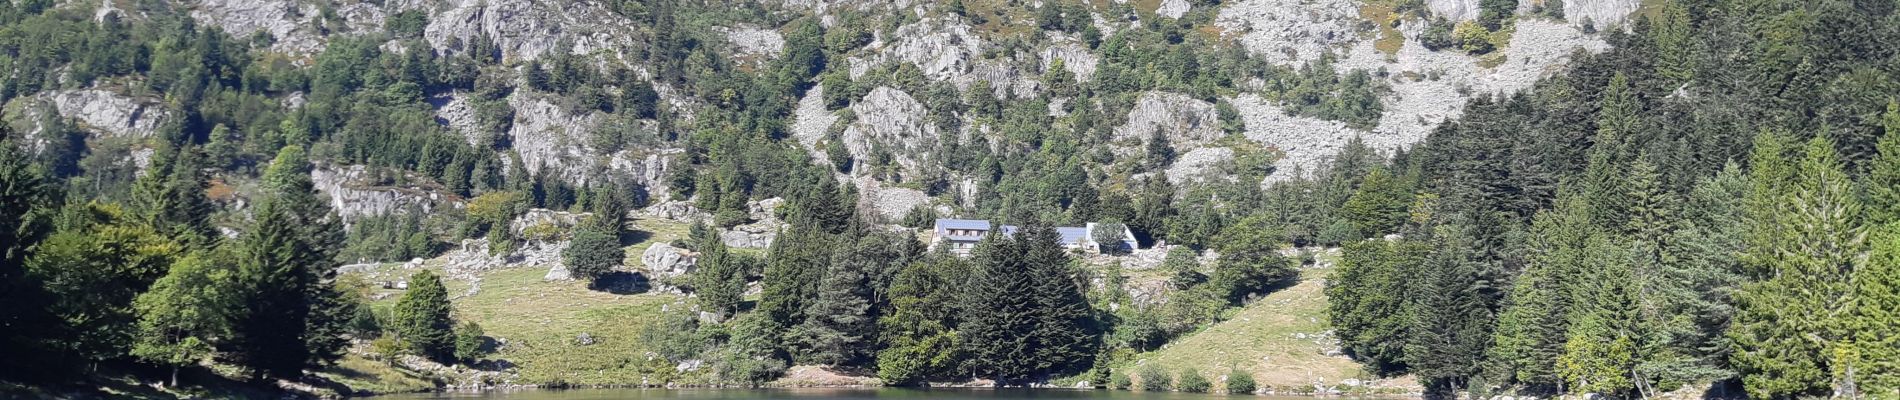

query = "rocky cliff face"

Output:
[[312, 164, 464, 223], [840, 87, 935, 177], [848, 17, 985, 82], [1116, 91, 1223, 154], [36, 89, 169, 140]]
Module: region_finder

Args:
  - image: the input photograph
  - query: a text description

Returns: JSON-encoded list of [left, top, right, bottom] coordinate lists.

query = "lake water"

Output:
[[370, 388, 1369, 400]]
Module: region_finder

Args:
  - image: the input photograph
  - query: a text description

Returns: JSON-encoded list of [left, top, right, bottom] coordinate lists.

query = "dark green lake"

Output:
[[370, 388, 1367, 400]]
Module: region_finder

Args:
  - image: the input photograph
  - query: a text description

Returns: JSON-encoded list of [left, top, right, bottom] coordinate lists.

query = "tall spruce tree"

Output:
[[0, 141, 66, 380], [1848, 225, 1900, 394], [1865, 101, 1900, 225], [691, 236, 746, 317], [1329, 239, 1426, 375], [1023, 226, 1100, 380], [961, 225, 1098, 385], [1489, 194, 1592, 391], [1403, 223, 1495, 393], [229, 146, 349, 379], [789, 233, 879, 366], [1729, 136, 1865, 398], [1557, 235, 1642, 397]]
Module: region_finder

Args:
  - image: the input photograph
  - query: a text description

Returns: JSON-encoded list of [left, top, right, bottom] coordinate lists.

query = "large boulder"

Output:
[[641, 242, 697, 281]]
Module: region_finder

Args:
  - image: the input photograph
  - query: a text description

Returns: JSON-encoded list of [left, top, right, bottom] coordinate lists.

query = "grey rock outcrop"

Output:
[[311, 164, 464, 223], [719, 198, 784, 249], [641, 242, 697, 281], [1156, 0, 1192, 19], [791, 86, 839, 160], [848, 17, 984, 81], [422, 0, 640, 62], [720, 25, 786, 66], [1166, 147, 1235, 185], [841, 87, 935, 177], [1039, 37, 1099, 82], [1564, 0, 1642, 29], [1228, 93, 1362, 183], [37, 89, 167, 139], [854, 175, 930, 222], [1116, 92, 1224, 154], [1216, 0, 1362, 66]]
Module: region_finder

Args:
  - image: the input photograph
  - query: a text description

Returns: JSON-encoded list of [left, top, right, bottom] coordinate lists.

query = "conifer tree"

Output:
[[1402, 224, 1494, 393], [563, 226, 624, 283], [691, 236, 746, 317], [1579, 73, 1638, 230], [1329, 238, 1426, 375], [1729, 136, 1865, 398], [1024, 227, 1100, 379], [1652, 0, 1696, 85], [1864, 101, 1900, 225], [394, 270, 455, 362], [1342, 168, 1412, 237], [961, 226, 1097, 385], [0, 141, 64, 380], [129, 144, 217, 247], [789, 234, 879, 365], [1557, 235, 1641, 397], [229, 146, 349, 378], [1847, 226, 1900, 394], [1488, 195, 1591, 391]]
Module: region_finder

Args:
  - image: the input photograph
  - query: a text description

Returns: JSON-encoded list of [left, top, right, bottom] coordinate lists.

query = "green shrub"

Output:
[[1226, 369, 1257, 394], [1110, 371, 1132, 390], [1138, 363, 1170, 391], [1177, 368, 1211, 393]]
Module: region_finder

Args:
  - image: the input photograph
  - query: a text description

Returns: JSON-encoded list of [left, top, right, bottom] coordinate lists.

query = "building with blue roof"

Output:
[[930, 219, 1138, 256]]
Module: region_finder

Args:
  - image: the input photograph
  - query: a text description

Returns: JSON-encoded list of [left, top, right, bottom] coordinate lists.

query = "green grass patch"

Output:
[[353, 218, 696, 386], [1360, 4, 1405, 57], [1126, 268, 1378, 391], [315, 355, 439, 394], [450, 267, 676, 386]]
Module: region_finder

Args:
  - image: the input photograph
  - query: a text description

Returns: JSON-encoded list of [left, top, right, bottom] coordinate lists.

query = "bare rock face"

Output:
[[509, 208, 589, 237], [639, 200, 707, 221], [37, 89, 167, 139], [720, 198, 784, 249], [487, 94, 674, 190], [720, 24, 786, 66], [1426, 0, 1483, 22], [1116, 92, 1224, 154], [848, 17, 984, 81], [311, 164, 464, 224], [422, 0, 639, 62], [1166, 147, 1235, 185], [959, 59, 1039, 99], [1564, 0, 1643, 29], [192, 0, 387, 57], [1216, 0, 1361, 66], [1156, 0, 1192, 19], [1039, 37, 1099, 82], [842, 87, 935, 177]]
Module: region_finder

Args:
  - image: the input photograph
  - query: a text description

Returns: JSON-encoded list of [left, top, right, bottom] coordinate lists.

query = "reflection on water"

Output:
[[372, 388, 1370, 400]]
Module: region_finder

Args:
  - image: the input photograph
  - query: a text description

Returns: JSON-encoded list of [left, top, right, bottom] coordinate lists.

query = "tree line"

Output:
[[1321, 0, 1900, 397]]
